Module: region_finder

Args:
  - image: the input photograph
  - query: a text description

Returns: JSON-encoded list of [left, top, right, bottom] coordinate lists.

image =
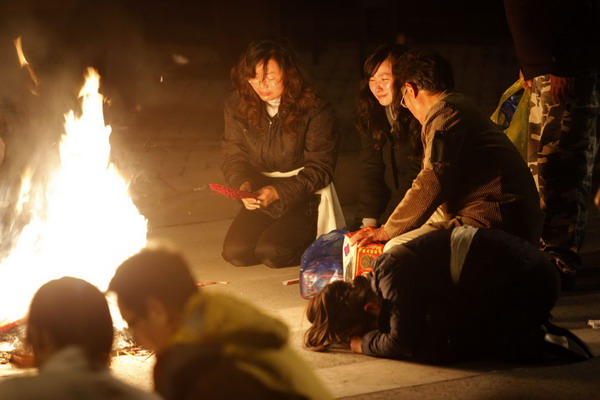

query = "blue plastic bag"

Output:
[[299, 229, 348, 299]]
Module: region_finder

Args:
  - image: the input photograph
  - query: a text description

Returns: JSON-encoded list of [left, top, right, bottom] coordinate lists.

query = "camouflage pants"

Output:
[[528, 70, 600, 256]]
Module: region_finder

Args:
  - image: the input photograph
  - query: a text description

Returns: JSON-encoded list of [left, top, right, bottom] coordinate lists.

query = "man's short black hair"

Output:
[[108, 247, 198, 316], [394, 50, 455, 94]]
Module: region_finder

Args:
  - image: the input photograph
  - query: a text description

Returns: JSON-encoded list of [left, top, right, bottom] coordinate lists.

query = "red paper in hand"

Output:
[[209, 183, 258, 200]]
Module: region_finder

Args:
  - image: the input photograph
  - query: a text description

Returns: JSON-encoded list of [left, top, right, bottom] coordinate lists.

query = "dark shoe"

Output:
[[539, 320, 594, 362]]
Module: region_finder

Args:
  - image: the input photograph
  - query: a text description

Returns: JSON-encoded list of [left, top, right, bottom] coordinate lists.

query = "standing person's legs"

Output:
[[222, 208, 275, 266], [255, 201, 318, 268], [529, 71, 600, 273]]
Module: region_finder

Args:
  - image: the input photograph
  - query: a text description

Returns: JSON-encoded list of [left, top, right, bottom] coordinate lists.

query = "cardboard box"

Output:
[[342, 228, 384, 281]]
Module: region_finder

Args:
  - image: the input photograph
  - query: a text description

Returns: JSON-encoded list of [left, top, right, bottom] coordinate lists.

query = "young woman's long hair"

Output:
[[231, 37, 318, 135], [304, 276, 377, 351], [356, 44, 421, 153]]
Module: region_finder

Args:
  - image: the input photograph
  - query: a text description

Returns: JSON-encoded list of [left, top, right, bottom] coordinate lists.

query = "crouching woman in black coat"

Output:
[[221, 38, 339, 269], [305, 227, 565, 363]]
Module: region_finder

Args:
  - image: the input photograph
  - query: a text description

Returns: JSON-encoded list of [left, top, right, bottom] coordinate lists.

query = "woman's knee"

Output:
[[222, 242, 259, 267], [255, 242, 299, 268]]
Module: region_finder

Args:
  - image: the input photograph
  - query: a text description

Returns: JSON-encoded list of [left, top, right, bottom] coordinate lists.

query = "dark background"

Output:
[[0, 0, 522, 222], [1, 0, 514, 82]]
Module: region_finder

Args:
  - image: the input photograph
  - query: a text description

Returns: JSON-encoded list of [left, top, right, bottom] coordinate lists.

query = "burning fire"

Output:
[[0, 68, 147, 327]]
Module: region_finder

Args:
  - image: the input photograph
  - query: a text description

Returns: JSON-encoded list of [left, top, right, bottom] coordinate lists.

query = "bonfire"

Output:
[[0, 64, 148, 361]]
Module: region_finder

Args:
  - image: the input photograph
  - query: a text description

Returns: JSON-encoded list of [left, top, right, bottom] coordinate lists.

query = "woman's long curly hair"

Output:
[[230, 38, 318, 135], [304, 276, 378, 351], [356, 44, 421, 153]]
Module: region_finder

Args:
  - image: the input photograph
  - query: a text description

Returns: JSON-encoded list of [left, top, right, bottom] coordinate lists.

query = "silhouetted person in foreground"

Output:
[[108, 247, 332, 400], [0, 277, 159, 400]]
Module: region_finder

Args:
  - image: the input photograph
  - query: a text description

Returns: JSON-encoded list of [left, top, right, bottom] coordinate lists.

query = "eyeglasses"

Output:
[[399, 87, 408, 108], [247, 76, 281, 87]]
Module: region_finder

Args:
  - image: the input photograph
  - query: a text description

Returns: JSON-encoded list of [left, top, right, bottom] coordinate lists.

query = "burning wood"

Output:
[[0, 319, 153, 368]]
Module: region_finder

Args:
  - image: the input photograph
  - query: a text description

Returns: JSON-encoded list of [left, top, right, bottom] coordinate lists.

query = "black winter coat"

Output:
[[222, 92, 338, 218], [357, 108, 421, 226]]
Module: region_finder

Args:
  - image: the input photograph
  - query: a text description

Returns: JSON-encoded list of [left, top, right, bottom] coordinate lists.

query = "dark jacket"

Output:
[[504, 0, 600, 80], [358, 108, 421, 225], [222, 92, 338, 218], [362, 228, 560, 363], [383, 93, 543, 244]]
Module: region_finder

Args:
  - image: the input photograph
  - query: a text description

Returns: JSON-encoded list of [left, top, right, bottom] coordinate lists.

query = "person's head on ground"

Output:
[[230, 37, 319, 134], [304, 276, 380, 351], [393, 50, 455, 123], [26, 277, 113, 370], [108, 247, 198, 354]]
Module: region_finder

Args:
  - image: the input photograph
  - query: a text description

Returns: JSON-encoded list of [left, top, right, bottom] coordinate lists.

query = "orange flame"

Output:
[[0, 68, 147, 328], [14, 36, 40, 95]]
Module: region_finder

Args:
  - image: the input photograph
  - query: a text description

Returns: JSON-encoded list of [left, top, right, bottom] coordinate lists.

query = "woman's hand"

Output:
[[350, 226, 390, 247], [350, 336, 363, 354], [256, 185, 280, 207], [239, 182, 261, 210]]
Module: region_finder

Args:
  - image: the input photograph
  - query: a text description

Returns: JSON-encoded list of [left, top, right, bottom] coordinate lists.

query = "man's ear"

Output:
[[406, 82, 418, 98]]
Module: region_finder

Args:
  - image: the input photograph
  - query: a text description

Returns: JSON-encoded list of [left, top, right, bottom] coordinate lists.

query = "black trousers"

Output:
[[222, 200, 318, 268], [390, 228, 561, 363]]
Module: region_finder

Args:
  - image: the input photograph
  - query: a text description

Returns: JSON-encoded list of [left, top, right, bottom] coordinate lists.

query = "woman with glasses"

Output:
[[354, 44, 422, 230], [221, 38, 339, 269]]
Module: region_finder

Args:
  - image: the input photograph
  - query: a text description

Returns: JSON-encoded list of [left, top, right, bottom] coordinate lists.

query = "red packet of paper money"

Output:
[[209, 183, 258, 200]]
